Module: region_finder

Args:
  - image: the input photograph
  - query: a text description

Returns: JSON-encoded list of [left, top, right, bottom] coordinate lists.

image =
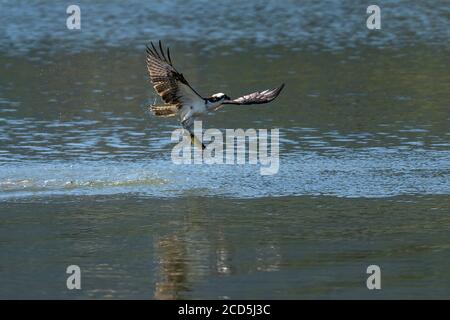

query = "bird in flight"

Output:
[[146, 41, 285, 149]]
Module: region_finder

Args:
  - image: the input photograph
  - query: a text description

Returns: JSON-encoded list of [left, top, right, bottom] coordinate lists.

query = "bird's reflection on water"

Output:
[[154, 234, 189, 300], [152, 200, 283, 299], [153, 201, 233, 299]]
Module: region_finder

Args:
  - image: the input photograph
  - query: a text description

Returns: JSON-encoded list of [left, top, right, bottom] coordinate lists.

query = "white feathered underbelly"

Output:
[[181, 100, 207, 118]]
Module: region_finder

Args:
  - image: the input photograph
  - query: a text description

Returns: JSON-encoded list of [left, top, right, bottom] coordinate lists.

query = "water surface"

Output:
[[0, 0, 449, 299]]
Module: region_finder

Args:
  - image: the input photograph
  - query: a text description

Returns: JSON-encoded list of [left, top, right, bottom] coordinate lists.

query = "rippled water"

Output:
[[0, 0, 449, 299], [1, 0, 449, 54]]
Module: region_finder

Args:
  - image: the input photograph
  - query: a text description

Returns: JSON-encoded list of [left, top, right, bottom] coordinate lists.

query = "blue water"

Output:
[[0, 0, 449, 299]]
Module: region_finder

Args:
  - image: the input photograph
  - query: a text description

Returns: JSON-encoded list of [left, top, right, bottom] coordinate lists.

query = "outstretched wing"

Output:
[[146, 41, 204, 108], [222, 84, 285, 105]]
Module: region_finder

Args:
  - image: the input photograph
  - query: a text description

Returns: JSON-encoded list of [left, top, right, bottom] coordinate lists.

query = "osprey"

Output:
[[146, 41, 285, 149]]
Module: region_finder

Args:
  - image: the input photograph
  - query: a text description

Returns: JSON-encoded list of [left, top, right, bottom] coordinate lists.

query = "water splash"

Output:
[[1, 147, 449, 200]]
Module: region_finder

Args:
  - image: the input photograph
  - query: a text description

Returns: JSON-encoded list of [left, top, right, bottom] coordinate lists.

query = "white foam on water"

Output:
[[0, 148, 449, 200]]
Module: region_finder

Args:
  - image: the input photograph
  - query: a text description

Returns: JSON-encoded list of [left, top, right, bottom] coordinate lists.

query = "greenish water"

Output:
[[1, 195, 449, 299], [0, 0, 449, 299]]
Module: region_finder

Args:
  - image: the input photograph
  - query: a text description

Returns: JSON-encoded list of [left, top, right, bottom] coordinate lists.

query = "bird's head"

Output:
[[205, 93, 231, 110]]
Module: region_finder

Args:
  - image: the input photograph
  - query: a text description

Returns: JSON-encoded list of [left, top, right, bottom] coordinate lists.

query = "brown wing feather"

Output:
[[146, 41, 203, 107], [222, 84, 285, 105]]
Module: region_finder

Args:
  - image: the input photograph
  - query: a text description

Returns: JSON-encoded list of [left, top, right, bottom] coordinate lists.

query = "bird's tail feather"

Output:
[[150, 104, 178, 117]]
